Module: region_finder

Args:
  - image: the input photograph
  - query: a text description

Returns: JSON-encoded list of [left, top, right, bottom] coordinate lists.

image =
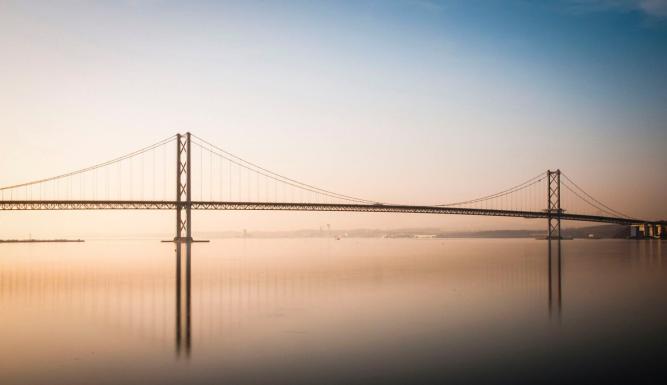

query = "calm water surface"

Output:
[[1, 239, 666, 384]]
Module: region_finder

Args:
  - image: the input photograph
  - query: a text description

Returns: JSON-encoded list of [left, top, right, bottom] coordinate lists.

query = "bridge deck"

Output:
[[0, 200, 655, 225]]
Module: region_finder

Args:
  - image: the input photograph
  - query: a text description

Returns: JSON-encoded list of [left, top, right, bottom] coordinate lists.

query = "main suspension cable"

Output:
[[561, 173, 631, 218], [0, 135, 176, 191], [191, 135, 377, 204], [437, 173, 545, 207]]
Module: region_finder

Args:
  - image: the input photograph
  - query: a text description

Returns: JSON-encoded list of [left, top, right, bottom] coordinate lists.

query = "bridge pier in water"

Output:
[[648, 223, 666, 239], [630, 223, 666, 239]]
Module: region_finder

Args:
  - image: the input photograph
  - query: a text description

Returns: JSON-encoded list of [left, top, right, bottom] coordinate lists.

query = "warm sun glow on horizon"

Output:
[[1, 2, 666, 385], [0, 0, 665, 238]]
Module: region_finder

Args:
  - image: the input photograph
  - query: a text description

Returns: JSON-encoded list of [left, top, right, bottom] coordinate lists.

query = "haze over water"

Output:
[[2, 238, 666, 384], [1, 1, 666, 384]]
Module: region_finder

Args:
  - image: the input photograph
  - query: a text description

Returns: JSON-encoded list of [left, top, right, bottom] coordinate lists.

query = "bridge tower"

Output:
[[175, 133, 192, 242], [547, 170, 561, 240]]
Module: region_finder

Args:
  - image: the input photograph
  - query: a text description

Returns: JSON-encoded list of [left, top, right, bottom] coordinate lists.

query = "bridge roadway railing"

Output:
[[0, 200, 654, 226]]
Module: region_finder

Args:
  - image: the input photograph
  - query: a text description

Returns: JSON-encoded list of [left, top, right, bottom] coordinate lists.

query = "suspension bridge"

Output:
[[1, 132, 664, 240]]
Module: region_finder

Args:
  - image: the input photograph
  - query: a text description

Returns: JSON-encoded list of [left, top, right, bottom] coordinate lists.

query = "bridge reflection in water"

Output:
[[170, 240, 566, 356], [548, 240, 563, 322], [2, 239, 666, 385], [175, 242, 191, 357]]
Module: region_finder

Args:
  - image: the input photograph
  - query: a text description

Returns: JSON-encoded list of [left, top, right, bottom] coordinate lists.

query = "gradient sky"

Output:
[[1, 0, 666, 237]]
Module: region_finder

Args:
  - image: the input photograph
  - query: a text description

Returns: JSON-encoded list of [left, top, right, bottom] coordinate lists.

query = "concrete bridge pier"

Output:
[[630, 224, 663, 239], [642, 224, 652, 239]]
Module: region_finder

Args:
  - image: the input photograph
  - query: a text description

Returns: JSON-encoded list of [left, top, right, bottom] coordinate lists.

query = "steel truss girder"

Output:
[[0, 200, 656, 226], [0, 201, 175, 210]]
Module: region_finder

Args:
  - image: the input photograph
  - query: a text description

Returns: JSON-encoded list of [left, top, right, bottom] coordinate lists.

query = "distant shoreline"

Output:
[[193, 224, 630, 240], [0, 239, 85, 243], [0, 224, 632, 242]]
